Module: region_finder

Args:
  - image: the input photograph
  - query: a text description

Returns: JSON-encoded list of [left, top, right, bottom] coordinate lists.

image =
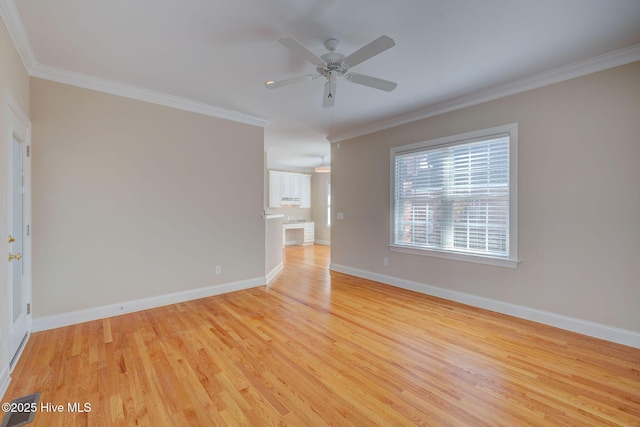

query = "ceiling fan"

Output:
[[265, 35, 397, 107]]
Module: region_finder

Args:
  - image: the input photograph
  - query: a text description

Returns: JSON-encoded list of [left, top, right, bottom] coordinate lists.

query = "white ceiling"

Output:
[[3, 0, 640, 170]]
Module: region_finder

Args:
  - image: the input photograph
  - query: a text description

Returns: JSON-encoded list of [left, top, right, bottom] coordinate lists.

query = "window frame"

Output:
[[389, 123, 519, 268]]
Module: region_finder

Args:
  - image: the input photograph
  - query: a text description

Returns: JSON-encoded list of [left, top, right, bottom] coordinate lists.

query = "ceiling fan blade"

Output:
[[323, 80, 336, 107], [346, 73, 397, 92], [343, 35, 395, 68], [264, 74, 318, 89], [279, 37, 326, 67]]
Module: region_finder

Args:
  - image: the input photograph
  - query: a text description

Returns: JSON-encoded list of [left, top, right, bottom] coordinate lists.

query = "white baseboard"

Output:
[[314, 240, 331, 246], [330, 263, 640, 349], [266, 263, 284, 283], [0, 364, 10, 401], [32, 276, 266, 332]]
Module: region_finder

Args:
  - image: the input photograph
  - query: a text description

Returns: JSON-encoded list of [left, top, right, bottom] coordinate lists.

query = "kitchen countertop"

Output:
[[283, 221, 314, 228], [263, 214, 284, 219]]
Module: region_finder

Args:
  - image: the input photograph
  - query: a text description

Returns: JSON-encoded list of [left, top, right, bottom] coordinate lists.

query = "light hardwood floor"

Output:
[[3, 245, 640, 426]]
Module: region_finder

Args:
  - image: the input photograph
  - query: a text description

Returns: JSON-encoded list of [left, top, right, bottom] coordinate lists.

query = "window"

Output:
[[326, 181, 331, 227], [390, 124, 518, 267]]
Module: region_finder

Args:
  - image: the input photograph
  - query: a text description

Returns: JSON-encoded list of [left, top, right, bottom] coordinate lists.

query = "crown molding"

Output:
[[0, 0, 37, 70], [0, 0, 267, 127], [4, 0, 638, 134], [30, 64, 268, 127], [328, 43, 640, 143]]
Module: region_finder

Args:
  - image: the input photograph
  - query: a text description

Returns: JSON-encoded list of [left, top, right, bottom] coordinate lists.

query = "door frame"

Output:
[[3, 91, 32, 372]]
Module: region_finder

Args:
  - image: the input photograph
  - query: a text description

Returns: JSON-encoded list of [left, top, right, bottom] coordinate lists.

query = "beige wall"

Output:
[[312, 172, 331, 244], [30, 78, 265, 318], [0, 17, 30, 383], [265, 215, 283, 276], [331, 62, 640, 333]]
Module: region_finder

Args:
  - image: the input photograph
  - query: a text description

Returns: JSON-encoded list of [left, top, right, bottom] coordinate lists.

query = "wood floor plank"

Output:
[[3, 244, 640, 426]]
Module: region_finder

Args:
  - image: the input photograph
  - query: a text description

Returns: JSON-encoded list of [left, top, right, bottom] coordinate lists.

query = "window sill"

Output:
[[389, 245, 519, 268]]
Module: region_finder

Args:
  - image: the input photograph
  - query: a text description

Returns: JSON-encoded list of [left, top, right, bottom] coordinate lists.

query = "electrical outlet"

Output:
[[383, 258, 389, 267], [215, 265, 221, 275]]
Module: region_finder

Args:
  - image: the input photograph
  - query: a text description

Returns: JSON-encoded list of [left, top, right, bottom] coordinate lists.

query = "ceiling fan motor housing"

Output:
[[318, 52, 348, 77]]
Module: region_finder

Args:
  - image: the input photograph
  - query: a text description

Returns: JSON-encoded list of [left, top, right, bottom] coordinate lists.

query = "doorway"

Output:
[[4, 94, 32, 368]]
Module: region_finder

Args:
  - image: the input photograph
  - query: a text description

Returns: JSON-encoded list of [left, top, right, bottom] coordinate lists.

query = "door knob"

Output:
[[8, 235, 15, 243], [8, 253, 21, 261]]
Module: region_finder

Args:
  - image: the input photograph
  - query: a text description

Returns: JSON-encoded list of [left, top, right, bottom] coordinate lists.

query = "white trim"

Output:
[[30, 64, 268, 127], [4, 0, 638, 135], [390, 123, 518, 267], [329, 44, 640, 143], [0, 0, 37, 71], [3, 90, 29, 127], [3, 90, 32, 381], [389, 245, 517, 268], [0, 364, 9, 400], [9, 332, 28, 372], [314, 240, 331, 246], [32, 277, 265, 332], [266, 262, 284, 284], [0, 1, 267, 127], [329, 263, 640, 349]]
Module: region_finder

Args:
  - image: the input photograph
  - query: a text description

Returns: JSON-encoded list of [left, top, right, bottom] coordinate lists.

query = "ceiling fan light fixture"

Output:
[[315, 165, 331, 173], [315, 157, 331, 173]]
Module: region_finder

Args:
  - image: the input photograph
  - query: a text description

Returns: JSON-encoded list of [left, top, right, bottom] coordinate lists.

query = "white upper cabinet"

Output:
[[269, 171, 311, 208], [269, 171, 283, 208]]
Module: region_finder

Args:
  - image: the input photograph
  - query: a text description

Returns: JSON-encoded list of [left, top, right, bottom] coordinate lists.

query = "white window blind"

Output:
[[392, 127, 516, 265]]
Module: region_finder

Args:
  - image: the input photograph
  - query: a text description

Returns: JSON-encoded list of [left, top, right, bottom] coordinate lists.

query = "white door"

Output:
[[6, 97, 31, 366]]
